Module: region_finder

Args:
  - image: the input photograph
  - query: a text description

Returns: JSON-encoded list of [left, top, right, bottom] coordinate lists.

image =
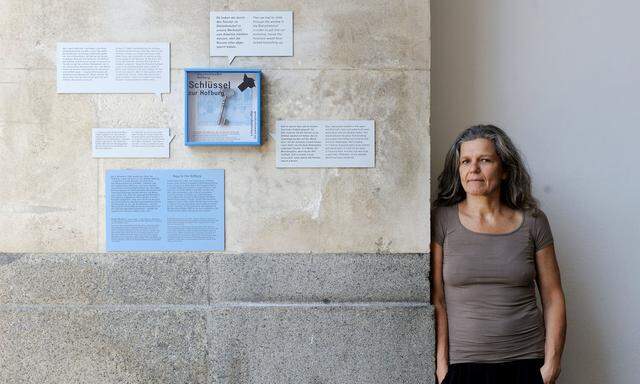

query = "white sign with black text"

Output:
[[210, 11, 293, 64], [276, 120, 375, 168], [57, 42, 170, 94]]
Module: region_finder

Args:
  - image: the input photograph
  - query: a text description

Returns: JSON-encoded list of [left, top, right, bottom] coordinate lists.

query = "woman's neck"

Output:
[[460, 192, 503, 217]]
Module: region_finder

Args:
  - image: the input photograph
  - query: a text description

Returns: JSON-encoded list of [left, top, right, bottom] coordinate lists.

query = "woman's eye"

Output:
[[481, 159, 491, 162]]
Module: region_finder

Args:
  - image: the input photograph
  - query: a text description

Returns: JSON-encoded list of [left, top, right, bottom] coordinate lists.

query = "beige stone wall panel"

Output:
[[0, 0, 211, 69], [93, 69, 429, 252], [0, 69, 98, 251], [210, 0, 430, 69], [1, 1, 430, 253]]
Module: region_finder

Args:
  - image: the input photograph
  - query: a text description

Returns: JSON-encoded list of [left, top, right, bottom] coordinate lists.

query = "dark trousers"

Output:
[[442, 358, 545, 384]]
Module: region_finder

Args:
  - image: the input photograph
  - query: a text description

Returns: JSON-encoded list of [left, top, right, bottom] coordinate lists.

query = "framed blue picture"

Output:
[[184, 68, 261, 146]]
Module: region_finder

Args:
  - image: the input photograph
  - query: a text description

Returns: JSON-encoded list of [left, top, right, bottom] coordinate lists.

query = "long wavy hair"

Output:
[[433, 124, 540, 213]]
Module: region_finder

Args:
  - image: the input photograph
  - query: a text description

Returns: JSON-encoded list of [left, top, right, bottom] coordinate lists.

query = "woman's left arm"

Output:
[[535, 244, 567, 384]]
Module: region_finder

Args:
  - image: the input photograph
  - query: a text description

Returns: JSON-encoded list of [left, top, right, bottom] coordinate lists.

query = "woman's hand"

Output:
[[540, 363, 561, 384], [431, 240, 450, 384], [436, 365, 448, 384], [535, 244, 566, 384]]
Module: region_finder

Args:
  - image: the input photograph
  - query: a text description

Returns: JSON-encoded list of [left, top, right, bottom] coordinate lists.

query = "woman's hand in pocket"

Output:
[[436, 365, 449, 384], [540, 362, 561, 384]]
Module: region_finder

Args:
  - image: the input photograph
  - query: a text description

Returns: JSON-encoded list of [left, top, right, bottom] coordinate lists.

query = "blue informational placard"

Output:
[[106, 169, 224, 251]]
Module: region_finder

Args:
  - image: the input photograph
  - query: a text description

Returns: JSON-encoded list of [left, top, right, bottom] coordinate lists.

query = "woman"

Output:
[[431, 125, 566, 384]]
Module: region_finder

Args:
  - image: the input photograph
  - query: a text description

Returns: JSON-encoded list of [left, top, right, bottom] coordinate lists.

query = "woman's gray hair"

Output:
[[433, 124, 540, 213]]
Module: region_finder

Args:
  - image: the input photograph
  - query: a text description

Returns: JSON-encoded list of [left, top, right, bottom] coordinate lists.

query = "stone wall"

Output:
[[0, 252, 433, 383], [0, 0, 430, 253], [0, 0, 432, 382]]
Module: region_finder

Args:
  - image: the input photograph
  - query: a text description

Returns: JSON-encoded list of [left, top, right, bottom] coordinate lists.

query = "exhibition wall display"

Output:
[[185, 68, 262, 146], [0, 1, 430, 253]]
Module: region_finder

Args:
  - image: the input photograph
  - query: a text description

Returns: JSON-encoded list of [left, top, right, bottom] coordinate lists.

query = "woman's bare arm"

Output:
[[535, 244, 567, 384], [431, 241, 449, 384]]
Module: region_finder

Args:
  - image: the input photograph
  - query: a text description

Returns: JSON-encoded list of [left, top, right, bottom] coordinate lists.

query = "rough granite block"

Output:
[[210, 0, 430, 70], [0, 253, 209, 305], [208, 305, 435, 384], [209, 253, 429, 303], [0, 307, 208, 384]]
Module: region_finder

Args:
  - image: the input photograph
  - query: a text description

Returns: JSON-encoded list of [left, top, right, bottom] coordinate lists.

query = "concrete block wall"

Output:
[[0, 0, 432, 382], [0, 253, 434, 383]]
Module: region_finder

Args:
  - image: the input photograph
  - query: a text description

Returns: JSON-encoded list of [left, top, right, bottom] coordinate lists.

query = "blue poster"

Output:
[[106, 169, 224, 251]]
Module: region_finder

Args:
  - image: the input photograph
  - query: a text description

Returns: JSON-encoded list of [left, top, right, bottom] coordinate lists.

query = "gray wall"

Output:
[[431, 1, 640, 383]]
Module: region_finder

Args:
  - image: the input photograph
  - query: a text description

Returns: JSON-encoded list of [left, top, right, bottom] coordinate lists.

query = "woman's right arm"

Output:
[[431, 241, 449, 383]]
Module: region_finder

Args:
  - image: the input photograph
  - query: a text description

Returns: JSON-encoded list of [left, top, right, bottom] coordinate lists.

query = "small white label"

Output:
[[92, 128, 173, 158]]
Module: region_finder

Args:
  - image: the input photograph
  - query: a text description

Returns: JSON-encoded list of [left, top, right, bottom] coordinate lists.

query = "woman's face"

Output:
[[458, 138, 507, 197]]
